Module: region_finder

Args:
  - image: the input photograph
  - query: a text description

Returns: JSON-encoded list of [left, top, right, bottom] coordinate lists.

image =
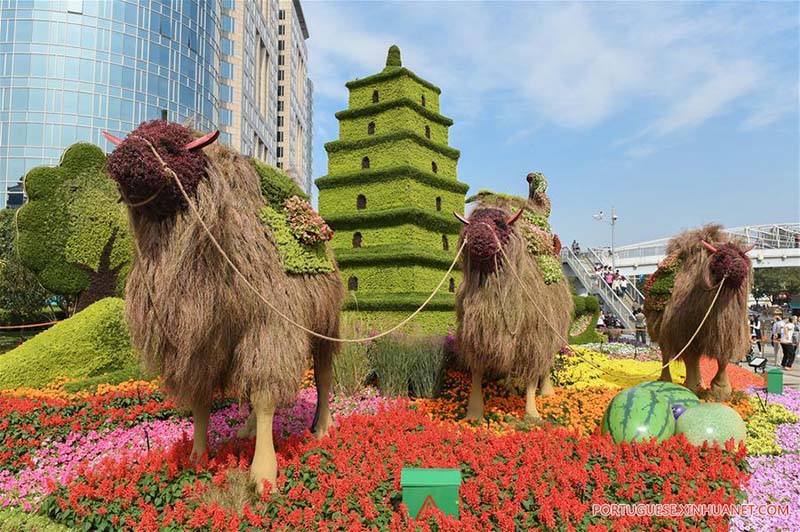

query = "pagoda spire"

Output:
[[385, 44, 402, 70]]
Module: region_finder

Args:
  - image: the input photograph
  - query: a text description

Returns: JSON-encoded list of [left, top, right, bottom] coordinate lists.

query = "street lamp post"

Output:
[[593, 207, 619, 268]]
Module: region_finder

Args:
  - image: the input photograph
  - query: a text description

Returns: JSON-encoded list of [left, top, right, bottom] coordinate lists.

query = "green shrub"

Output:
[[0, 298, 136, 390], [251, 158, 308, 208], [584, 295, 600, 314], [367, 335, 417, 397], [0, 209, 51, 323], [569, 310, 603, 344], [572, 296, 586, 317], [259, 206, 334, 274], [16, 144, 132, 311], [0, 509, 74, 532], [408, 336, 447, 398]]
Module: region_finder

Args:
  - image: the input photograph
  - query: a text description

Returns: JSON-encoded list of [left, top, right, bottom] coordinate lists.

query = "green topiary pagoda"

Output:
[[316, 45, 469, 331]]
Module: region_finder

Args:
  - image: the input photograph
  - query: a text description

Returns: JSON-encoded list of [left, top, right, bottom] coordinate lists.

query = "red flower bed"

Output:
[[41, 404, 749, 531]]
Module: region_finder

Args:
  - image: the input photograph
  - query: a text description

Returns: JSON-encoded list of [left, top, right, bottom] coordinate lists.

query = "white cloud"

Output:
[[304, 1, 798, 150]]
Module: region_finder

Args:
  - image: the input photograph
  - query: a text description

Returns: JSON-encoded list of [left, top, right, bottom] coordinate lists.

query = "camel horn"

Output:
[[700, 240, 718, 253], [102, 131, 123, 146], [506, 207, 524, 225], [453, 211, 470, 225], [743, 244, 756, 254], [185, 130, 220, 151]]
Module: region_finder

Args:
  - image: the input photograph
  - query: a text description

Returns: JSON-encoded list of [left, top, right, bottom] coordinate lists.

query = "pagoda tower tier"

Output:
[[316, 45, 469, 313]]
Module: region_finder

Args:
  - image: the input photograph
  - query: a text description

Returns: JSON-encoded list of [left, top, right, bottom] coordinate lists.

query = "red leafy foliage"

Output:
[[41, 404, 749, 531]]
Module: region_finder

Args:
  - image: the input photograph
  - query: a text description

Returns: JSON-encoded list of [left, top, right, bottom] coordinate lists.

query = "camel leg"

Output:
[[708, 360, 732, 402], [539, 372, 555, 397], [525, 379, 541, 420], [311, 340, 335, 439], [249, 392, 278, 496], [659, 350, 673, 383], [683, 355, 702, 395], [465, 368, 484, 420], [190, 401, 211, 461]]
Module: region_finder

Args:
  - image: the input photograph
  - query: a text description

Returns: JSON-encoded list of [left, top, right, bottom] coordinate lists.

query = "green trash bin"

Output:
[[767, 368, 784, 394], [401, 468, 461, 519]]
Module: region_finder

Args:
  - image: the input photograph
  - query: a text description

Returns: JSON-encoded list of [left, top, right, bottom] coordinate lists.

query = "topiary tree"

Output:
[[16, 143, 133, 312], [0, 209, 50, 324]]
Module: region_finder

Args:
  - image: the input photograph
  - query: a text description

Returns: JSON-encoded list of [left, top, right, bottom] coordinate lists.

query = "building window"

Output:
[[356, 194, 366, 210], [449, 278, 455, 292], [435, 197, 441, 211], [425, 125, 431, 139], [348, 276, 358, 291], [421, 94, 426, 107], [278, 54, 284, 66], [372, 90, 379, 103], [352, 232, 362, 248], [442, 235, 449, 251], [277, 86, 284, 96], [367, 122, 375, 135], [431, 161, 437, 173], [222, 15, 235, 33], [278, 25, 285, 35], [66, 0, 83, 14], [361, 157, 369, 169], [277, 101, 284, 111], [161, 109, 168, 120], [278, 9, 285, 19], [278, 70, 284, 81]]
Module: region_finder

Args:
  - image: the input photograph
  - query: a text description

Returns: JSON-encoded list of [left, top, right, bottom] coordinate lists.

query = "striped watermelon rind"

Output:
[[601, 383, 680, 444], [633, 381, 700, 410]]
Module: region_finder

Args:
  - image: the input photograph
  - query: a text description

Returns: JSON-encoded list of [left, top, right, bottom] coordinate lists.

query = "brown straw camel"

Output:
[[104, 120, 344, 494], [454, 175, 572, 419], [644, 224, 754, 401]]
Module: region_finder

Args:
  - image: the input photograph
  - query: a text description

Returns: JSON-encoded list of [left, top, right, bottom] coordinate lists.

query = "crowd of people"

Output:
[[593, 264, 631, 298], [755, 313, 798, 371]]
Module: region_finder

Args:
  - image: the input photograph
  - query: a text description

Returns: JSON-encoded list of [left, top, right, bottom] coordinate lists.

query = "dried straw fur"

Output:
[[645, 224, 752, 366], [124, 143, 344, 407], [456, 204, 573, 383]]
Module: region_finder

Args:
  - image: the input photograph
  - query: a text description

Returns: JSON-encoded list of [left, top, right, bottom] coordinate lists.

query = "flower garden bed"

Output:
[[0, 348, 797, 531]]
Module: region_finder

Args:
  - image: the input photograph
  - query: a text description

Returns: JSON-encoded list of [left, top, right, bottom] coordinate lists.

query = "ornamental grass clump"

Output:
[[408, 336, 448, 399], [332, 331, 371, 397], [366, 334, 416, 397]]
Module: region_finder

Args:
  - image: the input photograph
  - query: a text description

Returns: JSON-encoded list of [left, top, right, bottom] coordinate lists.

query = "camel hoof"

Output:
[[311, 414, 334, 440], [707, 384, 732, 402]]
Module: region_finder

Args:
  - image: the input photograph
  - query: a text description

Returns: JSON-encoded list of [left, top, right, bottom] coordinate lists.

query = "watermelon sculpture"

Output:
[[675, 403, 746, 446], [601, 381, 699, 443]]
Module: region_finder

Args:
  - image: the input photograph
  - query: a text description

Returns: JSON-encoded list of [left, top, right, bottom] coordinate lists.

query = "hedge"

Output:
[[16, 143, 132, 308], [315, 166, 469, 194], [334, 245, 462, 270], [343, 291, 455, 312], [335, 98, 453, 126], [324, 207, 463, 233], [338, 106, 450, 146], [0, 298, 137, 390], [342, 309, 455, 335], [331, 226, 458, 256], [569, 309, 604, 344], [0, 509, 73, 532], [340, 263, 461, 295], [320, 179, 464, 219], [325, 130, 460, 160], [346, 65, 442, 94], [328, 139, 459, 181], [251, 158, 308, 208]]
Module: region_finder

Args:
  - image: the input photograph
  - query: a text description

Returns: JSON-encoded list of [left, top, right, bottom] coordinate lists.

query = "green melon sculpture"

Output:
[[674, 403, 746, 446], [601, 381, 698, 443]]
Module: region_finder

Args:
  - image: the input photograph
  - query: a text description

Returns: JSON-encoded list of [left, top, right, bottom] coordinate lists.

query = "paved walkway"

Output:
[[740, 349, 800, 391]]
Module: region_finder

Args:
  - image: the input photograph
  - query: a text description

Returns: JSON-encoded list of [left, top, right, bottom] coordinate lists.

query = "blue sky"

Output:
[[303, 1, 799, 248]]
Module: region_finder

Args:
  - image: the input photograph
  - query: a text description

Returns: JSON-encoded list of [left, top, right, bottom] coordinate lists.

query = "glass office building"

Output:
[[0, 0, 221, 209]]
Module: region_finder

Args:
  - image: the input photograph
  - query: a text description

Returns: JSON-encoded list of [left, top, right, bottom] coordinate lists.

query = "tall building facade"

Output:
[[0, 0, 313, 209], [0, 0, 220, 209], [276, 0, 312, 195]]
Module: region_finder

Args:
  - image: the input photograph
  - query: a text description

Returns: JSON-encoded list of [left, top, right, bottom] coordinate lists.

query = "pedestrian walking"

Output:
[[750, 315, 762, 355], [780, 316, 796, 371], [634, 308, 647, 345], [772, 314, 785, 364]]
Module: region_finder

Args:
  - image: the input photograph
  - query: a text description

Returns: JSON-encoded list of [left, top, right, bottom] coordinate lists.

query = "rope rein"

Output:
[[492, 227, 728, 380], [134, 138, 465, 344]]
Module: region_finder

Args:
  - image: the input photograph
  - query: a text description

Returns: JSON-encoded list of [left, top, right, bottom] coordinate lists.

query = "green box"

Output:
[[767, 368, 784, 394], [401, 468, 461, 519]]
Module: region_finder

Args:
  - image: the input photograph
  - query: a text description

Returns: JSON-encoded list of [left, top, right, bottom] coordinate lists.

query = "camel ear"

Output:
[[506, 207, 524, 225], [185, 130, 220, 151], [526, 173, 534, 184], [102, 131, 123, 146], [453, 211, 470, 225], [700, 240, 718, 253]]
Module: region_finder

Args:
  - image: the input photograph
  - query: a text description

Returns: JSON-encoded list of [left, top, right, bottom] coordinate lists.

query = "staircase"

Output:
[[561, 247, 644, 331]]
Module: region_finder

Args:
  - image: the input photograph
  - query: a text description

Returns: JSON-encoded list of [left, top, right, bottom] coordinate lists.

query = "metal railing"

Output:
[[609, 223, 800, 260], [562, 247, 637, 330], [582, 247, 645, 308]]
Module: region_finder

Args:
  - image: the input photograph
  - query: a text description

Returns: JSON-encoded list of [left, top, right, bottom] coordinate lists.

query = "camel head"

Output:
[[104, 120, 219, 219], [700, 239, 755, 290], [526, 172, 551, 216], [454, 206, 523, 273]]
